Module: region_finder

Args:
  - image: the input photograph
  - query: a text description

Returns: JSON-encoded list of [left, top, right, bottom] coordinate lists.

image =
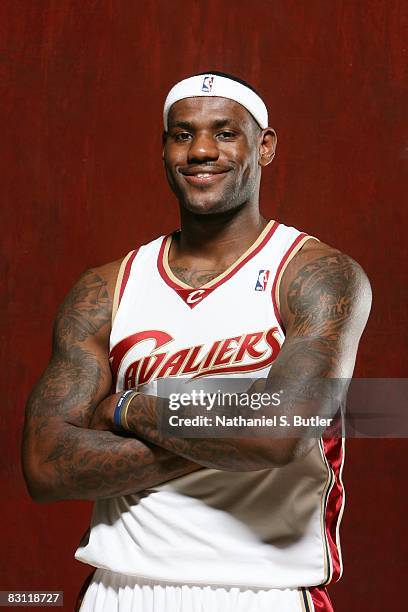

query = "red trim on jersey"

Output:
[[175, 286, 216, 309], [309, 586, 334, 611], [271, 232, 307, 330], [322, 416, 345, 583], [157, 221, 279, 308], [118, 249, 139, 305]]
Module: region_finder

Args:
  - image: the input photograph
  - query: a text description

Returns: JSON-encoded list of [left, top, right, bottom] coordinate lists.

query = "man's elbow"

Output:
[[22, 453, 61, 504], [25, 482, 56, 504]]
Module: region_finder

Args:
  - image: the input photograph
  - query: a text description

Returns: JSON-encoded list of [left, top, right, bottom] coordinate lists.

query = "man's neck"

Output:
[[176, 206, 267, 261], [167, 205, 269, 288]]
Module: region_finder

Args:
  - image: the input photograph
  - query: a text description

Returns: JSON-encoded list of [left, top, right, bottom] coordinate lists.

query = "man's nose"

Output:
[[187, 132, 219, 163]]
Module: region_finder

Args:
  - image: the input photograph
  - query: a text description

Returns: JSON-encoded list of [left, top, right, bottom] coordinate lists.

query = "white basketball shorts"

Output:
[[77, 569, 334, 611]]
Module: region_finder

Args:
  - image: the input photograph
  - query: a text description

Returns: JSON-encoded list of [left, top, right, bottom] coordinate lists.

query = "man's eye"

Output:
[[174, 132, 192, 142], [218, 131, 236, 139]]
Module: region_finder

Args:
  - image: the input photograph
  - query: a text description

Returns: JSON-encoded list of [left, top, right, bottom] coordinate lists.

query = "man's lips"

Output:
[[179, 167, 231, 186]]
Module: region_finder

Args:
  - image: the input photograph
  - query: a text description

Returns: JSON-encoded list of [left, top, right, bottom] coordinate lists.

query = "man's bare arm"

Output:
[[22, 266, 200, 503], [263, 241, 372, 461], [90, 242, 371, 470]]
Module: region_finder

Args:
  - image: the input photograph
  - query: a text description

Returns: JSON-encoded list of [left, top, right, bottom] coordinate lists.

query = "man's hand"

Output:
[[87, 393, 122, 431]]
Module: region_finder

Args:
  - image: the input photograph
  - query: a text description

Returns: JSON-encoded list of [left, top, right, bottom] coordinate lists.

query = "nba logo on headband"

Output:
[[163, 73, 268, 130], [201, 75, 214, 93]]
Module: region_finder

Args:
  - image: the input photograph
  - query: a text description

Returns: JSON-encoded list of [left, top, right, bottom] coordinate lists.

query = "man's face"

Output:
[[163, 97, 263, 215]]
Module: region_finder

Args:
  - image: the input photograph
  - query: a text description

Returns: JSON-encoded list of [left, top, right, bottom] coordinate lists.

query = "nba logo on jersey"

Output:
[[201, 75, 214, 92], [255, 270, 270, 291]]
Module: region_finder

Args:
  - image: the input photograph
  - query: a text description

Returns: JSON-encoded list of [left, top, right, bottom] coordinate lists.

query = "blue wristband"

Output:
[[113, 390, 136, 431]]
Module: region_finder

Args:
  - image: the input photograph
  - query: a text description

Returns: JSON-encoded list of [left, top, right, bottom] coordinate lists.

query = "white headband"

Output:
[[163, 74, 268, 131]]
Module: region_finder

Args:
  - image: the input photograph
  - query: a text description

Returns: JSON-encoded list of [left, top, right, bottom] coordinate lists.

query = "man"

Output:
[[23, 71, 371, 611]]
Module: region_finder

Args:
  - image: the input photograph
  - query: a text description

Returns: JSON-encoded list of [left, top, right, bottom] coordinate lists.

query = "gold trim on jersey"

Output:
[[162, 236, 190, 288], [163, 219, 277, 290]]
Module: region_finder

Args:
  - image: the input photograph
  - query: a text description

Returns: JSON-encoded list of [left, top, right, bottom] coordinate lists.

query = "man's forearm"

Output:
[[112, 392, 308, 471], [117, 381, 341, 470], [90, 389, 285, 470], [23, 423, 201, 502]]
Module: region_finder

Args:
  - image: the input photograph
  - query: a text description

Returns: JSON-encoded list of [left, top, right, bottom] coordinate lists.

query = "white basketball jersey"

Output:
[[75, 220, 345, 589]]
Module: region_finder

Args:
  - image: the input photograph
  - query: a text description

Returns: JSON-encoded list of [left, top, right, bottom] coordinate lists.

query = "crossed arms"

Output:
[[22, 242, 371, 502]]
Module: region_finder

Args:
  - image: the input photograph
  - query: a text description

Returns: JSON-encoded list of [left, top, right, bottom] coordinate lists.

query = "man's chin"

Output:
[[180, 195, 236, 216]]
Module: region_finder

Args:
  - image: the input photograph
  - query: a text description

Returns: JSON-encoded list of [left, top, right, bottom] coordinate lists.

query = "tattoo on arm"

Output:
[[54, 269, 111, 346], [287, 253, 358, 336], [281, 252, 364, 378], [28, 345, 102, 433], [23, 269, 199, 501], [27, 270, 111, 429], [42, 426, 200, 500], [127, 394, 262, 471]]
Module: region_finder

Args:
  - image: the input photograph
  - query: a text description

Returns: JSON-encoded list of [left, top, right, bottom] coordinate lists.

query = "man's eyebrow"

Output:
[[212, 118, 238, 129], [169, 118, 239, 130], [169, 120, 194, 130]]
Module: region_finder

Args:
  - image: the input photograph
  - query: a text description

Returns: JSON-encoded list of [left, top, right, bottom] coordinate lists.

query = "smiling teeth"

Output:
[[195, 173, 212, 177]]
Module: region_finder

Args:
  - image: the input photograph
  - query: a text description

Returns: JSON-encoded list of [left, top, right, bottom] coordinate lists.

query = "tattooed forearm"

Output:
[[122, 381, 338, 471], [39, 425, 200, 501], [24, 367, 199, 501], [124, 393, 270, 471]]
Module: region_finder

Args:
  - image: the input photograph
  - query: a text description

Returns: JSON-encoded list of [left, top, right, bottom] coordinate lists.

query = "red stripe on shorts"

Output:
[[309, 585, 334, 611]]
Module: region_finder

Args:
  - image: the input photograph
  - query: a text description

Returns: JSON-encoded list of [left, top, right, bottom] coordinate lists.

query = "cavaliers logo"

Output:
[[110, 327, 282, 388]]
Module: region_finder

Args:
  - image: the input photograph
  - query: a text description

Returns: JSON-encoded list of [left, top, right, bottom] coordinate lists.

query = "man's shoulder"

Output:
[[59, 257, 125, 333], [278, 238, 371, 331], [283, 239, 369, 285], [91, 257, 125, 293]]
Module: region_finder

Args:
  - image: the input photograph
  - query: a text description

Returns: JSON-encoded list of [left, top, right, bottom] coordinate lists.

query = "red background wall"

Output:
[[1, 1, 406, 609]]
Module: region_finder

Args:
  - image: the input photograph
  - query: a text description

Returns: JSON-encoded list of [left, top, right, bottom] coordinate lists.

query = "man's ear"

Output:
[[258, 128, 277, 167]]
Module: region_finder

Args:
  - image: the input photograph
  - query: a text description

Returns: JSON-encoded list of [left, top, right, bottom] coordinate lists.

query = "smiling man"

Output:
[[23, 71, 371, 611]]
